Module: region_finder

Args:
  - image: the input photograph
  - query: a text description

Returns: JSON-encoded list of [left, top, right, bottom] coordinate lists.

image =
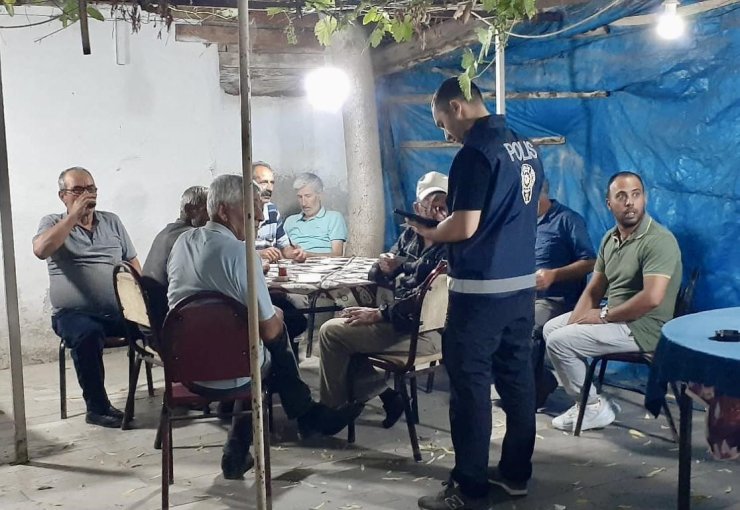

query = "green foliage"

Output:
[[87, 6, 105, 22], [314, 15, 338, 46], [3, 0, 15, 17]]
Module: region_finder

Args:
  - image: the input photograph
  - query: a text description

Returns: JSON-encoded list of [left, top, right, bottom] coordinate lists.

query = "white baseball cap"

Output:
[[416, 171, 448, 201]]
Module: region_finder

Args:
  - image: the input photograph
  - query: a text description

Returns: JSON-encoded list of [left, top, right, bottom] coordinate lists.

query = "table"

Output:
[[265, 256, 380, 356], [646, 307, 740, 510]]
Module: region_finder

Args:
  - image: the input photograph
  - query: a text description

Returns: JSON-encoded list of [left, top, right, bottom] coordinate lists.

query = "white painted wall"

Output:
[[0, 7, 348, 367]]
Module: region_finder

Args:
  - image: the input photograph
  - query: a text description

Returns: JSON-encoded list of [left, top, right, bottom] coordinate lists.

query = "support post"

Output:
[[78, 0, 91, 55], [494, 29, 505, 115], [236, 0, 270, 508], [0, 50, 29, 465], [678, 383, 692, 510], [330, 25, 385, 256]]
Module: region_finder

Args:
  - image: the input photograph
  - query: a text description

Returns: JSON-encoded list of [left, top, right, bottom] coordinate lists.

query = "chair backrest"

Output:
[[418, 266, 449, 334], [113, 262, 152, 328], [674, 268, 700, 318], [160, 292, 253, 384]]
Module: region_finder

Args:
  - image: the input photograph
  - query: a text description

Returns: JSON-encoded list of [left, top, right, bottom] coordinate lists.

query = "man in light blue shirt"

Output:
[[283, 172, 348, 256], [167, 174, 361, 480]]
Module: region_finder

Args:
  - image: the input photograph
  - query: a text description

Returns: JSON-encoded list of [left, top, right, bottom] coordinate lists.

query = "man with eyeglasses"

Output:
[[33, 167, 141, 428], [316, 172, 448, 427]]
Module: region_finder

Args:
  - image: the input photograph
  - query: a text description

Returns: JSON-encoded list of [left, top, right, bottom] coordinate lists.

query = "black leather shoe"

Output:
[[221, 439, 253, 480], [86, 411, 123, 428], [106, 405, 124, 420], [382, 393, 405, 429], [297, 402, 364, 439]]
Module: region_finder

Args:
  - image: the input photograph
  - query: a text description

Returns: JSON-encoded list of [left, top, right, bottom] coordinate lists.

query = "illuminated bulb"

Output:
[[305, 67, 351, 112], [656, 1, 685, 40]]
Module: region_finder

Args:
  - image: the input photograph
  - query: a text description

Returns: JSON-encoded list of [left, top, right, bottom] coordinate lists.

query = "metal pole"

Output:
[[678, 383, 692, 510], [494, 29, 505, 115], [236, 0, 270, 508], [0, 48, 29, 464], [78, 0, 91, 55]]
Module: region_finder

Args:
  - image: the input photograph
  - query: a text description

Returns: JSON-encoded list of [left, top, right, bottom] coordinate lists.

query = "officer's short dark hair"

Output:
[[606, 171, 645, 197], [432, 78, 484, 111]]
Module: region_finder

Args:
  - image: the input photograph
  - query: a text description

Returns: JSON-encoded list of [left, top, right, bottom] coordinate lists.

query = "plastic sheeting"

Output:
[[376, 0, 740, 311]]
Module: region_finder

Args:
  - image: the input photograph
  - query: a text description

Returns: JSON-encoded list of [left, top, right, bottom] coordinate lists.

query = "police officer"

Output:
[[414, 79, 544, 510]]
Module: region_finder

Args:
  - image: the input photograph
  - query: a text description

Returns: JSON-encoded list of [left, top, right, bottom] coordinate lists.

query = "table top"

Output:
[[647, 307, 740, 414], [662, 307, 740, 363], [265, 256, 378, 294]]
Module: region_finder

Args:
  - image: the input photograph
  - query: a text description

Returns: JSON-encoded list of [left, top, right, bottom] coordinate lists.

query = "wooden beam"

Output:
[[219, 49, 326, 69], [372, 18, 486, 77], [387, 90, 609, 104], [400, 136, 566, 148], [175, 23, 322, 52]]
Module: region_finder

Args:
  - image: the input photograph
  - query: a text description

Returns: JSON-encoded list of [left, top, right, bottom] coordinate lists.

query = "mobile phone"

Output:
[[393, 209, 439, 228], [711, 329, 740, 342]]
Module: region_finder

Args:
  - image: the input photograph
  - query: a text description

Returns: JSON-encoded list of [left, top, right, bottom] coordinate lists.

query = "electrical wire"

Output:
[[0, 14, 62, 28], [505, 0, 625, 39]]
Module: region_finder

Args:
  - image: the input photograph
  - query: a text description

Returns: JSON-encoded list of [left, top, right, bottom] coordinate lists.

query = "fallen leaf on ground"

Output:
[[641, 467, 666, 478], [310, 503, 326, 510], [554, 505, 566, 510], [629, 429, 646, 439], [37, 486, 54, 491], [536, 434, 545, 440], [382, 477, 403, 481], [604, 462, 618, 467], [725, 487, 732, 494], [717, 468, 733, 473], [616, 506, 632, 509]]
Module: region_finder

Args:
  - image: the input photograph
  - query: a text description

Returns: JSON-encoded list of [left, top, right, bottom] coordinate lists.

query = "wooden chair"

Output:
[[347, 262, 448, 462], [112, 262, 160, 429], [156, 291, 271, 510], [573, 268, 700, 438]]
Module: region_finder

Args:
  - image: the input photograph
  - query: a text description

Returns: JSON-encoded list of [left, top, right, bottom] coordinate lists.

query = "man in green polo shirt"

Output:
[[283, 172, 347, 257], [543, 171, 682, 432]]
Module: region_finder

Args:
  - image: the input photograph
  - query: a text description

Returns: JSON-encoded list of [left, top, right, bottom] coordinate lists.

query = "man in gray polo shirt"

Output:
[[33, 167, 141, 428], [544, 171, 682, 432]]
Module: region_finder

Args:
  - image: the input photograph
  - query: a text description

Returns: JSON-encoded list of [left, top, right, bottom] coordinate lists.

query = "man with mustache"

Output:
[[33, 166, 141, 428], [544, 171, 682, 432], [253, 162, 307, 263]]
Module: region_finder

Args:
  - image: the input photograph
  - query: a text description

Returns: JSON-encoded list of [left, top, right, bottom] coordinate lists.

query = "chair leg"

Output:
[[662, 399, 680, 443], [305, 292, 321, 358], [168, 416, 174, 484], [347, 357, 357, 444], [145, 361, 155, 397], [161, 406, 170, 510], [574, 358, 600, 436], [596, 359, 608, 394], [59, 341, 67, 420], [425, 363, 436, 394], [122, 356, 143, 430], [409, 371, 419, 424], [262, 395, 273, 501], [266, 389, 274, 433], [397, 374, 422, 462], [154, 402, 165, 450]]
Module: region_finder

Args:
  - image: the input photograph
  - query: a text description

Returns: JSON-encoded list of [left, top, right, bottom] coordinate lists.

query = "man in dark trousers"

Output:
[[413, 79, 544, 509]]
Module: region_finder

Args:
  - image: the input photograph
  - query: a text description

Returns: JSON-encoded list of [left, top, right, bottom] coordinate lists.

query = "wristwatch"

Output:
[[599, 305, 609, 323]]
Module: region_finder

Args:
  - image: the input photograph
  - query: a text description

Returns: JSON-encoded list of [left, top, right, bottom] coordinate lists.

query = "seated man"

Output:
[[283, 172, 347, 257], [318, 172, 448, 426], [33, 166, 141, 428], [253, 161, 307, 263], [544, 171, 682, 431], [141, 185, 208, 328], [167, 174, 360, 479], [533, 179, 596, 407]]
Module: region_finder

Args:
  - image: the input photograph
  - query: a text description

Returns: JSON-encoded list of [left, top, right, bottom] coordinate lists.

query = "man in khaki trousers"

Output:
[[318, 172, 448, 428]]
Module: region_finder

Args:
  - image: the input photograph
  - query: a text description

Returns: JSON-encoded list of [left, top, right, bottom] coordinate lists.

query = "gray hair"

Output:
[[293, 172, 324, 193], [179, 186, 208, 215], [252, 161, 273, 172], [207, 174, 262, 218], [58, 166, 93, 190]]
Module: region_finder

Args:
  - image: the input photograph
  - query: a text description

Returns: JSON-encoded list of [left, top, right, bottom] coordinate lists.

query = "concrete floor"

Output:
[[0, 343, 738, 510]]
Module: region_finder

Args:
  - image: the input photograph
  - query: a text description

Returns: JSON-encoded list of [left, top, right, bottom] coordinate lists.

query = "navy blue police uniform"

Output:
[[444, 114, 544, 497]]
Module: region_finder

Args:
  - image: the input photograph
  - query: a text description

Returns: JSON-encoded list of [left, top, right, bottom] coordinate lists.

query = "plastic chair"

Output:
[[156, 291, 271, 510], [347, 261, 448, 462], [573, 268, 700, 439]]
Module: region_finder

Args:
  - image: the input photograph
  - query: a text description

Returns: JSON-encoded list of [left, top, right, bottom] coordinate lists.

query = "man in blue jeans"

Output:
[[34, 167, 142, 429], [411, 79, 544, 509]]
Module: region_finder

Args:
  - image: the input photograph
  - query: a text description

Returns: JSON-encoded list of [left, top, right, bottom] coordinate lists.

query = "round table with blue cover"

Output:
[[646, 307, 740, 510]]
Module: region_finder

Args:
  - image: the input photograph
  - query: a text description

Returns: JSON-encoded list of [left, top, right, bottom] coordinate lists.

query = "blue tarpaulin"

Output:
[[376, 0, 740, 312]]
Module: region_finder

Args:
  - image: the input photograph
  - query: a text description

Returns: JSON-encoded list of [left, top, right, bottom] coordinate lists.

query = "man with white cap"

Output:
[[317, 171, 448, 428]]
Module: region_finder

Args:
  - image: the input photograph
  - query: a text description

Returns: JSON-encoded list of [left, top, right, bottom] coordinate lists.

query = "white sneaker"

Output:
[[580, 397, 616, 431], [552, 403, 579, 431]]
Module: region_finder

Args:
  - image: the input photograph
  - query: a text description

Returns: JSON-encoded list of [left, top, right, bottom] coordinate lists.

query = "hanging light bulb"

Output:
[[656, 0, 685, 40], [305, 67, 351, 112]]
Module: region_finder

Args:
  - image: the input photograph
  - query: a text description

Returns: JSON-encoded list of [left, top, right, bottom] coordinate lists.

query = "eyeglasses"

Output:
[[61, 186, 98, 195]]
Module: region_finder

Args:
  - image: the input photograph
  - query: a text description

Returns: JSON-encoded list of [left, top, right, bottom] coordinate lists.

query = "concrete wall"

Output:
[[0, 7, 348, 367]]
